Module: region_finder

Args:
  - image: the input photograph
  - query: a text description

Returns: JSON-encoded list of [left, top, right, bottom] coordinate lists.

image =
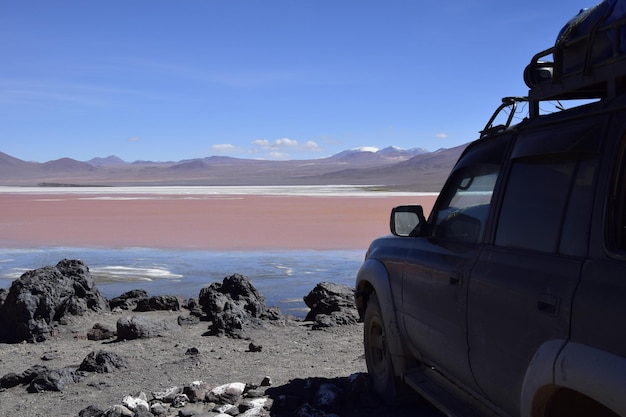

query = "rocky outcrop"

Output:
[[135, 294, 181, 312], [78, 350, 128, 373], [116, 315, 180, 340], [0, 287, 8, 306], [198, 273, 281, 338], [1, 350, 127, 394], [87, 322, 117, 341], [303, 282, 359, 329], [110, 291, 182, 312], [0, 364, 49, 389], [27, 366, 80, 393], [108, 289, 148, 311], [0, 259, 109, 342]]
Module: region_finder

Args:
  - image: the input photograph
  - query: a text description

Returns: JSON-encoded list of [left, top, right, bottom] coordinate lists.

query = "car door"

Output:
[[467, 117, 605, 416], [571, 126, 626, 364], [401, 134, 510, 389]]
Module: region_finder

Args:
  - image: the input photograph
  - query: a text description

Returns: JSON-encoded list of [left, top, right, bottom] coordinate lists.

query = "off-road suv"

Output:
[[355, 2, 626, 416]]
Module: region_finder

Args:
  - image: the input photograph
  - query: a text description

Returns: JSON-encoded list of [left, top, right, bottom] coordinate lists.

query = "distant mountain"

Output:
[[328, 146, 427, 162], [170, 160, 207, 170], [0, 151, 35, 170], [314, 144, 466, 191], [41, 158, 95, 173], [86, 155, 127, 167], [0, 144, 468, 191]]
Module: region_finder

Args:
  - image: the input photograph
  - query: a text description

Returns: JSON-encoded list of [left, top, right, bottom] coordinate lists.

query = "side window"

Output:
[[430, 135, 509, 244], [432, 169, 499, 243], [495, 154, 597, 256]]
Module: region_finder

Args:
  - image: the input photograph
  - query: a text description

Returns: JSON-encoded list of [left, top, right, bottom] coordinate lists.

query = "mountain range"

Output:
[[0, 145, 467, 192]]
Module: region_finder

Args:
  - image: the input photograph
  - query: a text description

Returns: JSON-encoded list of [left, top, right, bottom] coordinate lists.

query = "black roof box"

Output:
[[524, 0, 626, 117]]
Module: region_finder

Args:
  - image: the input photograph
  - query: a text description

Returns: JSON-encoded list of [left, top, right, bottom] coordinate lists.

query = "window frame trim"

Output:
[[605, 131, 626, 255]]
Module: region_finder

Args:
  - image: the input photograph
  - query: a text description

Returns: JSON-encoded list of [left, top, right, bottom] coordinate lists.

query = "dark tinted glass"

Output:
[[560, 157, 596, 256], [495, 155, 596, 255]]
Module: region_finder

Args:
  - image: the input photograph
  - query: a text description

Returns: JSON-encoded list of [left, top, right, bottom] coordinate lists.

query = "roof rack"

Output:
[[480, 97, 528, 138], [524, 1, 626, 118]]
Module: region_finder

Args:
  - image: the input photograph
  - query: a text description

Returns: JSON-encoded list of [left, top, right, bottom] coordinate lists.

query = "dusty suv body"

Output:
[[355, 2, 626, 417]]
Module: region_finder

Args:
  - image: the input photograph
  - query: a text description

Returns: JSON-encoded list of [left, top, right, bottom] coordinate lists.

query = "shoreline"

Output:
[[0, 248, 366, 319], [0, 185, 437, 197]]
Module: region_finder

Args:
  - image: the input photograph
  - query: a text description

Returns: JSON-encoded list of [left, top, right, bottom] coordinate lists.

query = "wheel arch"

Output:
[[521, 340, 626, 417], [355, 259, 413, 375]]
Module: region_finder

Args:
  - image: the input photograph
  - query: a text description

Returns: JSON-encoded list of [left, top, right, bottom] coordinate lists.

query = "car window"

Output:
[[430, 136, 509, 244], [432, 169, 498, 243], [495, 154, 597, 256]]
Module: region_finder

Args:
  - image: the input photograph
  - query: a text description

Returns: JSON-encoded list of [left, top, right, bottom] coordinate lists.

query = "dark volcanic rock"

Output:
[[1, 364, 49, 389], [135, 295, 181, 312], [177, 314, 201, 326], [2, 364, 80, 393], [199, 274, 267, 318], [87, 322, 116, 340], [198, 274, 278, 338], [0, 372, 22, 389], [116, 315, 180, 340], [185, 297, 203, 317], [0, 259, 109, 342], [78, 350, 128, 373], [27, 367, 79, 393], [0, 287, 7, 307], [303, 282, 359, 328], [78, 405, 105, 417], [109, 289, 148, 310]]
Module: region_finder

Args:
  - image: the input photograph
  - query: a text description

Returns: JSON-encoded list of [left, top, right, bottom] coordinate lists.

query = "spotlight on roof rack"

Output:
[[523, 61, 554, 88]]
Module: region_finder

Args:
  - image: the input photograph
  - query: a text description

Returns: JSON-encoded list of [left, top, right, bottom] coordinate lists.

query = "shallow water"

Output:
[[0, 247, 366, 318]]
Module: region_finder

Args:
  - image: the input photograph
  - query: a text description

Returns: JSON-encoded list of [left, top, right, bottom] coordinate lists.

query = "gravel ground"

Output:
[[0, 310, 443, 417]]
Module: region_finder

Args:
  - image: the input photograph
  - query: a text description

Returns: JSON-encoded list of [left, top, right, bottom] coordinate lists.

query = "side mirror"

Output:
[[390, 205, 426, 237]]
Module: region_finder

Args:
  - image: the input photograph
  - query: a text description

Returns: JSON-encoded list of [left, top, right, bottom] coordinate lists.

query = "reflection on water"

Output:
[[0, 247, 365, 318]]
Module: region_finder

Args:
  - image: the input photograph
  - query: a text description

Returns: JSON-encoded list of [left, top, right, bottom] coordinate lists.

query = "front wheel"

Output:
[[363, 292, 411, 403]]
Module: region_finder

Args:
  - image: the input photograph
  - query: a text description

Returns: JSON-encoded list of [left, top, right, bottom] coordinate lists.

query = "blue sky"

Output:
[[1, 0, 593, 162]]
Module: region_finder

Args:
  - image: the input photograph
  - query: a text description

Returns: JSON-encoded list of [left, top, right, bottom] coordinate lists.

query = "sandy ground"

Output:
[[0, 193, 436, 250]]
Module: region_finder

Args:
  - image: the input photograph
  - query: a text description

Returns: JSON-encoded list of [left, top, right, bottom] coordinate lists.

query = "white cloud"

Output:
[[274, 138, 298, 147], [128, 136, 141, 142], [302, 140, 321, 152], [210, 137, 325, 159], [434, 133, 448, 139], [212, 143, 237, 152]]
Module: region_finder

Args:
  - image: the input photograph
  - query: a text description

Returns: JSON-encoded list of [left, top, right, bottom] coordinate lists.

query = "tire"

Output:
[[363, 292, 411, 403]]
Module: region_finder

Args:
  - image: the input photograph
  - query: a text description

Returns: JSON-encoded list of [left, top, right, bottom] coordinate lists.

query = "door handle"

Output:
[[449, 275, 461, 286], [537, 293, 559, 316]]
